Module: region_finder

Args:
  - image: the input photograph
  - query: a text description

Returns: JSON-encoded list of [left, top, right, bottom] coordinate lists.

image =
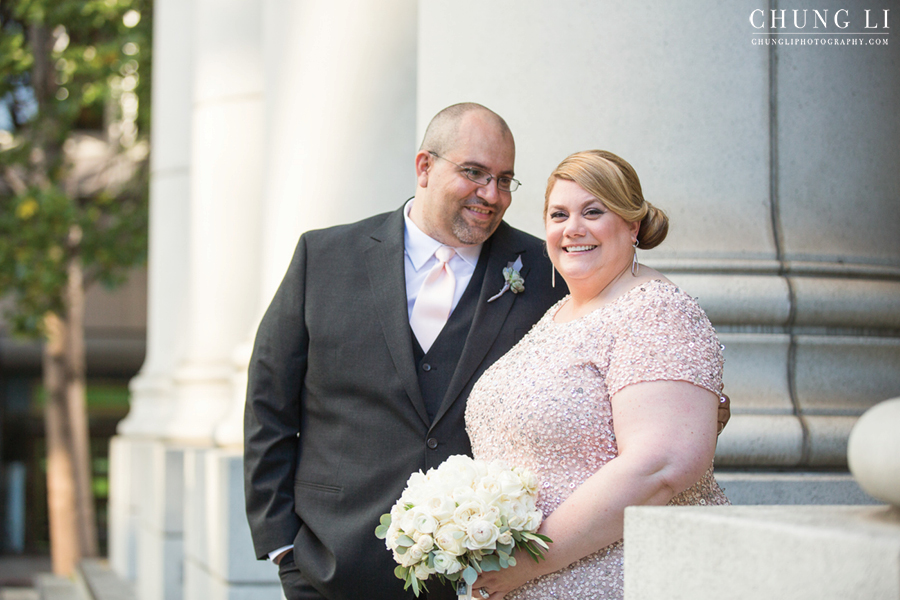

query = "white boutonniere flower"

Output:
[[487, 256, 524, 302]]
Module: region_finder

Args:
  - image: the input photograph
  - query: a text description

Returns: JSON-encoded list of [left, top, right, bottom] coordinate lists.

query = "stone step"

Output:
[[35, 560, 134, 600], [35, 574, 78, 600]]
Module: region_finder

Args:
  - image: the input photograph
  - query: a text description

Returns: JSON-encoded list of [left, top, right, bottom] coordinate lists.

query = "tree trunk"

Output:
[[42, 246, 98, 575], [65, 248, 99, 559], [43, 313, 80, 576]]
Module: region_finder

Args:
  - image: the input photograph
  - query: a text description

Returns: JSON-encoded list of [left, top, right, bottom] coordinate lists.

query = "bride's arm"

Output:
[[475, 379, 719, 598]]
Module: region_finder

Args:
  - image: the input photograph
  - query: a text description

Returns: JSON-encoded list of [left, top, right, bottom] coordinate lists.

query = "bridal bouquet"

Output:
[[375, 455, 551, 598]]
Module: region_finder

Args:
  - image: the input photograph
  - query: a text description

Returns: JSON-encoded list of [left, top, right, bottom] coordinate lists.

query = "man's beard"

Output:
[[451, 217, 497, 245]]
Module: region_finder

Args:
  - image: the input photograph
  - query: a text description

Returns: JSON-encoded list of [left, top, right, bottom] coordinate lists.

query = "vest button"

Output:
[[426, 438, 438, 449], [422, 363, 432, 372]]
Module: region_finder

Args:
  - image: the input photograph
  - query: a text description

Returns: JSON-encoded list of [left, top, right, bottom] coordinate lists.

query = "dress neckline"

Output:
[[550, 278, 673, 324]]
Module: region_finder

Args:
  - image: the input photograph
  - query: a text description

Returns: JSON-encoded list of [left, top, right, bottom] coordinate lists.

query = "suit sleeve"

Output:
[[244, 235, 309, 560]]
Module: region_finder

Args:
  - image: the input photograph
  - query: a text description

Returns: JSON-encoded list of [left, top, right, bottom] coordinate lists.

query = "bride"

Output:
[[466, 150, 729, 600]]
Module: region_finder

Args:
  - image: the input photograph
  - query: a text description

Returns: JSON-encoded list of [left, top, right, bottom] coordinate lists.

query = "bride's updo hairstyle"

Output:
[[544, 150, 668, 250]]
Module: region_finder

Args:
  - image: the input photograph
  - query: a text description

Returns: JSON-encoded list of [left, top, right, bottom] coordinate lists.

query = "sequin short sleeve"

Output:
[[604, 282, 723, 398]]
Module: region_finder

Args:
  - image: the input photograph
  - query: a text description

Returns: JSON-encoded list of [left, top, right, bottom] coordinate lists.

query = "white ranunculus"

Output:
[[464, 519, 500, 551], [497, 530, 513, 546]]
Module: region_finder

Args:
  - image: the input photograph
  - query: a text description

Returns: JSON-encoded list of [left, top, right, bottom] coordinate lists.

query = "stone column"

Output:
[[111, 0, 194, 582], [417, 0, 900, 479], [183, 2, 419, 599], [212, 0, 419, 447], [165, 0, 265, 443]]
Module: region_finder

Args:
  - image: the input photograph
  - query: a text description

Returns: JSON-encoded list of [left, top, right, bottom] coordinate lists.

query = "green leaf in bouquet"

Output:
[[462, 566, 478, 586], [523, 532, 552, 550], [480, 554, 501, 572], [374, 514, 391, 538], [395, 565, 408, 580], [397, 534, 415, 547], [498, 541, 514, 555]]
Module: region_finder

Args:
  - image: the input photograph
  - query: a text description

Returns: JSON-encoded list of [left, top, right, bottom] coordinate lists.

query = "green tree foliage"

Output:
[[0, 0, 152, 573], [0, 0, 151, 334]]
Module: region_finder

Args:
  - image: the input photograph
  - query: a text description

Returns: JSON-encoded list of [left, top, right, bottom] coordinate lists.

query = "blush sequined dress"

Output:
[[465, 279, 730, 599]]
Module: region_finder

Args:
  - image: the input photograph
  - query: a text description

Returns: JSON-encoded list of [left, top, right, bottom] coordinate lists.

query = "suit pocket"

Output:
[[295, 479, 342, 494]]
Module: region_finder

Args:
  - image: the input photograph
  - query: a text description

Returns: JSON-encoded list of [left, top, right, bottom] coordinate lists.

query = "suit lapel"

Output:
[[364, 207, 430, 426], [432, 223, 533, 425]]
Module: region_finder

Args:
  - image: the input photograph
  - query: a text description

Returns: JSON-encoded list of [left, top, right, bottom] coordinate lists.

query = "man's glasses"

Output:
[[429, 152, 521, 192]]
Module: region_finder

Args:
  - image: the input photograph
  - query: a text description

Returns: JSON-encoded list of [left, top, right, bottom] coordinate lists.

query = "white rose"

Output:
[[497, 530, 513, 546], [451, 485, 477, 505], [522, 510, 543, 533], [423, 493, 457, 523], [385, 524, 402, 551], [506, 499, 528, 529], [464, 519, 500, 551], [405, 544, 425, 565], [434, 523, 466, 556], [415, 534, 434, 553], [474, 476, 503, 506], [452, 499, 486, 528], [441, 455, 479, 486], [515, 467, 539, 495], [414, 561, 435, 580], [398, 507, 417, 534], [495, 470, 525, 496], [432, 551, 464, 575], [411, 508, 438, 535]]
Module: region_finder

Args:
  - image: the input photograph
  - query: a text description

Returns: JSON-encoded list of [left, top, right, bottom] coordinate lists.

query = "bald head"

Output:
[[419, 103, 514, 156]]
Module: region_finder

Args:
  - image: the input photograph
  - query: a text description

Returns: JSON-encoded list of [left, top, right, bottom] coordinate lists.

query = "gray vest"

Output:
[[413, 242, 490, 422]]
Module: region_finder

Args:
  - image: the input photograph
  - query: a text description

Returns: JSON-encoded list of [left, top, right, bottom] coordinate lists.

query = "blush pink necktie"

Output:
[[410, 246, 456, 353]]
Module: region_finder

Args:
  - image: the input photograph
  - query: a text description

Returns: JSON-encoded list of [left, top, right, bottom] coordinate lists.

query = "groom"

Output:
[[244, 103, 566, 600]]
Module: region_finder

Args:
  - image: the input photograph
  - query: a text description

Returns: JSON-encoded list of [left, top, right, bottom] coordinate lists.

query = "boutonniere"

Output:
[[487, 255, 524, 302]]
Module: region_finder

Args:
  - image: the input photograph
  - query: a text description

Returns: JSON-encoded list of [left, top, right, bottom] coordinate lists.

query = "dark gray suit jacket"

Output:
[[244, 205, 566, 600]]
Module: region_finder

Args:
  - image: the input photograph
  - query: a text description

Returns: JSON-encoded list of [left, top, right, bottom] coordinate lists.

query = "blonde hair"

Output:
[[544, 150, 668, 249]]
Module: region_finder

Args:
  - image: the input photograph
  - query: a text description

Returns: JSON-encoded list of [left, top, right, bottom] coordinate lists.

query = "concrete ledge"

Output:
[[624, 505, 900, 600]]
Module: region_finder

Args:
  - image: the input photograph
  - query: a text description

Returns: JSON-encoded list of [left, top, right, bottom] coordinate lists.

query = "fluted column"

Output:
[[111, 0, 194, 582], [166, 0, 265, 443], [212, 0, 419, 446], [119, 0, 193, 438], [417, 0, 900, 469]]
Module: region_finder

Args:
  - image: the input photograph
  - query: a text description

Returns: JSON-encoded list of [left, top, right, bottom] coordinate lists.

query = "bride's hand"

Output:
[[472, 561, 531, 600]]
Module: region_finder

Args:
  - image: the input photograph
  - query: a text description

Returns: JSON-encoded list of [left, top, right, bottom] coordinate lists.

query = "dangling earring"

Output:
[[631, 239, 640, 276], [551, 266, 556, 288]]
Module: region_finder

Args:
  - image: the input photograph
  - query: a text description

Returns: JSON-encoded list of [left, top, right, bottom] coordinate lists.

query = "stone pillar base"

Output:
[[183, 448, 282, 600]]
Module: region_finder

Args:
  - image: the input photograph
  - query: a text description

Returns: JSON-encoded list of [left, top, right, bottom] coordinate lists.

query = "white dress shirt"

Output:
[[403, 199, 482, 320]]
